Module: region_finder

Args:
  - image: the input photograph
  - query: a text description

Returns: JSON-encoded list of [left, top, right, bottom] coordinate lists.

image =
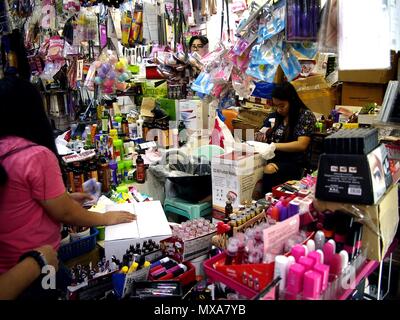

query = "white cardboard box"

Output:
[[211, 151, 264, 212], [104, 201, 172, 261]]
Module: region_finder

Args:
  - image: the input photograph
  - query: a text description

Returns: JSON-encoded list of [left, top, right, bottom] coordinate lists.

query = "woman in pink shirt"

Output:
[[0, 76, 135, 298]]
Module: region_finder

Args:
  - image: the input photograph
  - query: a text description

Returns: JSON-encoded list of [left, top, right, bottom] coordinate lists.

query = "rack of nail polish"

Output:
[[160, 218, 217, 262], [285, 0, 321, 42], [67, 258, 121, 300], [121, 239, 163, 269]]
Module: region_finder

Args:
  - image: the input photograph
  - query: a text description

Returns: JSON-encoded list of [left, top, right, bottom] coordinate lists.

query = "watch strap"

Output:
[[19, 250, 47, 270]]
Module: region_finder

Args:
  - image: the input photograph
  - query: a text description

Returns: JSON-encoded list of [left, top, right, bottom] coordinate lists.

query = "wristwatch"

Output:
[[18, 250, 48, 270]]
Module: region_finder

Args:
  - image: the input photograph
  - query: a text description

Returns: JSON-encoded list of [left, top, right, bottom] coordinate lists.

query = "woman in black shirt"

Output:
[[257, 82, 317, 194]]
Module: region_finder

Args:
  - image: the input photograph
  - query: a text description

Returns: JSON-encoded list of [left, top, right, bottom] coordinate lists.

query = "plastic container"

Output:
[[58, 227, 99, 262], [96, 226, 105, 241], [70, 228, 91, 241], [203, 252, 261, 299], [168, 175, 212, 202]]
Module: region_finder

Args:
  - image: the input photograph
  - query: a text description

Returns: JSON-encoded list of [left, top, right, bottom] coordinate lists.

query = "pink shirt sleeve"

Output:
[[26, 147, 66, 200]]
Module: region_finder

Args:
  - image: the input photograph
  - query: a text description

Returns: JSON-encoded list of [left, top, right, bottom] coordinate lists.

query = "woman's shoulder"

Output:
[[299, 109, 317, 122], [0, 136, 55, 161]]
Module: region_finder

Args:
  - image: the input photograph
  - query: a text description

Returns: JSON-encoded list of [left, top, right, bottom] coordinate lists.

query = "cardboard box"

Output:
[[314, 184, 399, 261], [341, 83, 386, 107], [338, 51, 399, 84], [104, 201, 172, 261], [298, 88, 337, 116], [160, 230, 216, 262], [211, 152, 264, 212], [316, 144, 393, 205]]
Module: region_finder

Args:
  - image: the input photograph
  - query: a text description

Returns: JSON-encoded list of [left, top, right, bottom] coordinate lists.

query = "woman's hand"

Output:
[[264, 163, 279, 174], [35, 245, 59, 271], [255, 131, 267, 142], [102, 211, 137, 226], [69, 192, 95, 205]]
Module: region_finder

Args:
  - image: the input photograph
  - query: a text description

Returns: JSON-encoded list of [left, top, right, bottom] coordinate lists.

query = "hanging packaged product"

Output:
[[257, 1, 286, 43], [191, 72, 214, 95], [249, 33, 283, 67], [280, 43, 302, 81], [246, 63, 279, 83], [286, 0, 321, 42], [290, 42, 318, 59]]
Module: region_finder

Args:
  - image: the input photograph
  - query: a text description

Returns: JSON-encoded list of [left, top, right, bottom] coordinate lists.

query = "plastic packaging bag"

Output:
[[280, 43, 302, 81], [191, 72, 214, 95], [245, 141, 276, 161], [257, 1, 285, 43], [291, 42, 318, 59], [250, 34, 283, 66]]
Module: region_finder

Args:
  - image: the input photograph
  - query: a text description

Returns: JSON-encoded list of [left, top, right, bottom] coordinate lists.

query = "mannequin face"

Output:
[[191, 39, 208, 57], [273, 98, 290, 118]]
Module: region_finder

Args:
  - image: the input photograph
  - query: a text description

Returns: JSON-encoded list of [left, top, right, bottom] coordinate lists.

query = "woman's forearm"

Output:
[[60, 199, 105, 227], [275, 141, 307, 152], [0, 258, 41, 300], [274, 136, 311, 153]]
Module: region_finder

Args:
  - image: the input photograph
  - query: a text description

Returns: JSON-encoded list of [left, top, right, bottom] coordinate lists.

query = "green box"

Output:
[[157, 98, 178, 121]]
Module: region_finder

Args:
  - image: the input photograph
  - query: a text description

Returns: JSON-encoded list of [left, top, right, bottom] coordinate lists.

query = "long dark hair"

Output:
[[271, 82, 309, 141], [0, 76, 59, 185]]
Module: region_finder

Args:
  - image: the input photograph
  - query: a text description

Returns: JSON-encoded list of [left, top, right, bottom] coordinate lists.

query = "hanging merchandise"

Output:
[[257, 0, 285, 43], [280, 42, 302, 81], [11, 0, 34, 17], [63, 0, 81, 12], [286, 0, 321, 42], [317, 0, 337, 53], [290, 41, 318, 59], [249, 33, 284, 67], [41, 0, 56, 30]]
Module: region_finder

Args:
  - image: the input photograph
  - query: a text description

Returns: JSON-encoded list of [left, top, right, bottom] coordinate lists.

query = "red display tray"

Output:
[[203, 252, 274, 299]]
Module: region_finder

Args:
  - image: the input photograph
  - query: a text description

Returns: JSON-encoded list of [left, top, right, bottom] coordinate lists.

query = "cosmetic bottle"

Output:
[[286, 263, 306, 300], [313, 263, 330, 292], [303, 270, 322, 300], [322, 241, 335, 266], [274, 255, 290, 290], [270, 206, 280, 221], [314, 230, 325, 251], [339, 250, 349, 272], [327, 239, 336, 255], [279, 199, 289, 221], [308, 251, 323, 266], [330, 254, 343, 281], [291, 244, 306, 262], [306, 239, 316, 253], [135, 151, 146, 183], [299, 256, 315, 271], [225, 239, 238, 265]]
